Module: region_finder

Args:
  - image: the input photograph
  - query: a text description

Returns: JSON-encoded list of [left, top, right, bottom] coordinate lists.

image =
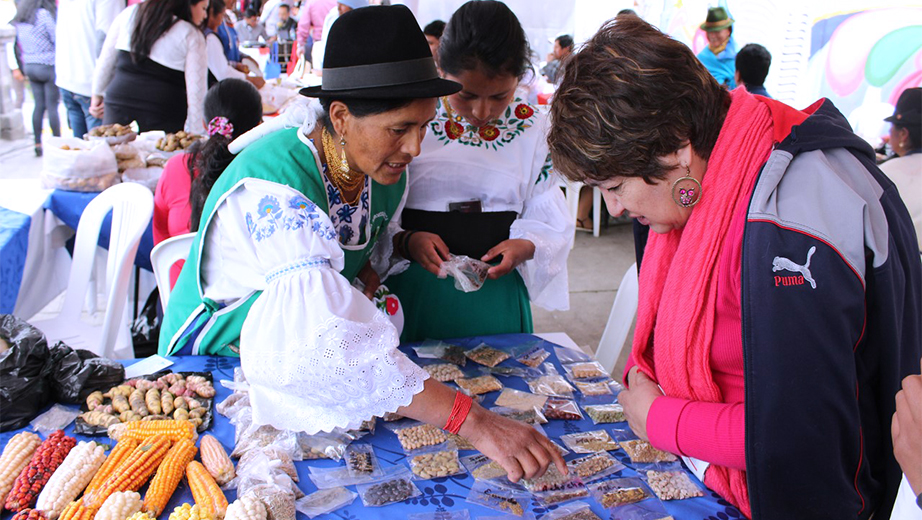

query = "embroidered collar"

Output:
[[430, 97, 538, 150]]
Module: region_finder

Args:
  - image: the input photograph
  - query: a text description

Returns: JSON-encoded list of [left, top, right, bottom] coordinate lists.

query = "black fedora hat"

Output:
[[300, 5, 461, 99], [884, 87, 921, 126]]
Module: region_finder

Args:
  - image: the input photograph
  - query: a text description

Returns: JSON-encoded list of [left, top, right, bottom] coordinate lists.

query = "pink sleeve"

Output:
[[153, 154, 194, 245], [646, 395, 746, 471]]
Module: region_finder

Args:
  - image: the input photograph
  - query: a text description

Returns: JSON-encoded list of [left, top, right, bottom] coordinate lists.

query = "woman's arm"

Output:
[[205, 33, 245, 82], [183, 28, 208, 133]]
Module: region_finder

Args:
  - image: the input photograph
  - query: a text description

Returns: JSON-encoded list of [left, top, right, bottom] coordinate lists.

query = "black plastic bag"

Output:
[[0, 315, 52, 432], [131, 289, 160, 358], [47, 343, 125, 404]]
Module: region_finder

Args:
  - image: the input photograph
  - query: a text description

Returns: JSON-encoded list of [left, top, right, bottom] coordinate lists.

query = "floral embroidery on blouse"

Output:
[[321, 166, 371, 246], [246, 194, 337, 242], [536, 153, 554, 185], [430, 98, 538, 150]]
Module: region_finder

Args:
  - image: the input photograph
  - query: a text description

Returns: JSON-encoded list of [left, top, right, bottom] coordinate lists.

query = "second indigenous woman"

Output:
[[387, 0, 573, 342]]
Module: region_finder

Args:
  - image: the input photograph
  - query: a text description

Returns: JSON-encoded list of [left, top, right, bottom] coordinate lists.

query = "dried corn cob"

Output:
[[57, 500, 96, 520], [145, 389, 162, 415], [198, 436, 234, 486], [129, 389, 149, 418], [125, 511, 156, 520], [36, 441, 106, 518], [224, 495, 265, 520], [0, 432, 41, 509], [4, 431, 77, 512], [161, 391, 175, 415], [186, 461, 227, 519], [83, 438, 139, 501], [108, 420, 197, 443], [83, 435, 171, 509], [11, 508, 48, 520], [168, 503, 210, 520], [143, 438, 198, 517], [94, 491, 142, 520]]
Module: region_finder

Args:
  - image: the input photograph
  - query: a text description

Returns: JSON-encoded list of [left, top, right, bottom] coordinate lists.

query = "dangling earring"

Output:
[[339, 134, 349, 172], [671, 164, 702, 208]]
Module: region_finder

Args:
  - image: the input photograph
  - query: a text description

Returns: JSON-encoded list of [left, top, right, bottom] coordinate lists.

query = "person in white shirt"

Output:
[[205, 0, 265, 88], [234, 8, 271, 43], [55, 0, 124, 138], [90, 0, 208, 133], [880, 87, 922, 252], [312, 0, 366, 69]]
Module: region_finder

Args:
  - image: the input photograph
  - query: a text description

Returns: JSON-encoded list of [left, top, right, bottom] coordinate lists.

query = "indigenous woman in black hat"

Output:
[[159, 4, 566, 482], [881, 87, 922, 251], [386, 0, 573, 342]]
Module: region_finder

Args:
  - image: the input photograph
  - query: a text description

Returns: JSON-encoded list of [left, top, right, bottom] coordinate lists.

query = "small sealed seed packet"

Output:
[[466, 480, 531, 517], [559, 430, 619, 453], [356, 466, 421, 507], [511, 341, 551, 368], [642, 469, 705, 501], [587, 477, 655, 509], [583, 403, 626, 424], [420, 360, 468, 382], [386, 420, 449, 453], [345, 443, 383, 479], [478, 513, 537, 520], [461, 453, 508, 481], [490, 405, 548, 425], [308, 464, 379, 489], [480, 365, 544, 379], [456, 374, 504, 395], [540, 500, 603, 520], [534, 483, 591, 506], [573, 379, 620, 397], [439, 254, 491, 292], [563, 360, 609, 380], [566, 451, 625, 483], [515, 463, 582, 493], [295, 486, 357, 519], [414, 340, 468, 366], [447, 432, 476, 451], [607, 500, 673, 520], [542, 397, 584, 420], [554, 345, 593, 364], [465, 343, 512, 367], [495, 388, 548, 411], [407, 510, 473, 520], [409, 448, 466, 480], [610, 429, 678, 464], [526, 373, 576, 398]]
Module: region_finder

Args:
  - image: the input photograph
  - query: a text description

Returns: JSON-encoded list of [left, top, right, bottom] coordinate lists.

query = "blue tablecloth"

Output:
[[0, 334, 743, 520], [0, 207, 31, 314], [44, 190, 154, 271]]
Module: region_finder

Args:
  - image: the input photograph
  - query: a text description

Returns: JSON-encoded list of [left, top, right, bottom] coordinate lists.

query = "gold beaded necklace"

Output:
[[321, 127, 365, 206], [441, 97, 460, 123]]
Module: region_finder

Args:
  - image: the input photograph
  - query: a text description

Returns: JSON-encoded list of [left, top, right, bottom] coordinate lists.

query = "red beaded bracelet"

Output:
[[444, 391, 473, 435]]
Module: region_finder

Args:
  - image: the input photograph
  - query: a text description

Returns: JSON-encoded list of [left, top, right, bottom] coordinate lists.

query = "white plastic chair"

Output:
[[595, 262, 639, 375], [150, 233, 195, 310], [563, 180, 602, 246], [30, 183, 154, 359]]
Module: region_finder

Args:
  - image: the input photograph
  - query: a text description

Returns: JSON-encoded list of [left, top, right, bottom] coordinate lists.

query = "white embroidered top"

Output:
[[405, 99, 574, 310], [92, 4, 207, 133], [200, 122, 426, 434]]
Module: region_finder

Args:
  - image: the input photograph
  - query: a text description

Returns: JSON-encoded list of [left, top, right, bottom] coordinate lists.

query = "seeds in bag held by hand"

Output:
[[645, 470, 703, 500], [395, 424, 447, 451], [465, 344, 510, 367], [410, 450, 462, 479], [620, 439, 677, 463], [584, 404, 625, 424], [455, 375, 502, 395], [422, 363, 466, 382]]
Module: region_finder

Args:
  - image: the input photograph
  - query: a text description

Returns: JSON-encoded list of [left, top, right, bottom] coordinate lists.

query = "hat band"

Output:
[[702, 19, 732, 28], [322, 57, 438, 91]]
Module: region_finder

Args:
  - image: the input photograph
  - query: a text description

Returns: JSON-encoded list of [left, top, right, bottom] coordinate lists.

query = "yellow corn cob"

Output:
[[198, 436, 235, 486], [57, 500, 97, 520], [83, 435, 172, 509], [168, 503, 211, 520], [36, 441, 106, 519], [94, 491, 141, 520], [83, 438, 140, 501], [186, 462, 227, 520], [142, 439, 198, 517], [108, 420, 197, 444], [0, 432, 42, 510], [125, 512, 156, 520]]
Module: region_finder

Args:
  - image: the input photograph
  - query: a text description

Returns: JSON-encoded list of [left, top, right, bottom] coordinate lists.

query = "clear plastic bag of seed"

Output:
[[295, 486, 356, 518], [540, 500, 604, 520], [465, 343, 512, 367], [610, 429, 678, 464], [511, 462, 583, 493], [413, 340, 467, 366], [510, 341, 551, 368], [455, 374, 504, 395], [417, 359, 468, 382], [465, 480, 531, 517], [344, 443, 383, 479], [582, 403, 626, 424], [640, 468, 705, 501], [407, 510, 474, 520], [356, 466, 421, 507], [526, 364, 575, 398], [295, 428, 356, 461], [408, 447, 466, 480], [554, 346, 593, 364], [384, 420, 450, 454], [561, 360, 609, 380], [542, 397, 584, 421], [587, 477, 657, 510], [566, 451, 625, 483], [573, 378, 622, 400], [307, 462, 383, 489], [533, 480, 591, 506], [479, 365, 544, 379], [489, 405, 548, 425], [494, 388, 548, 412], [461, 453, 508, 481], [559, 429, 619, 454], [478, 513, 538, 520], [446, 432, 476, 451]]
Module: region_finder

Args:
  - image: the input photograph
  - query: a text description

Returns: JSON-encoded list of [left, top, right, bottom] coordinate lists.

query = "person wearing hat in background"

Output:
[[312, 0, 368, 70], [697, 6, 737, 89], [881, 87, 922, 252], [159, 4, 567, 483]]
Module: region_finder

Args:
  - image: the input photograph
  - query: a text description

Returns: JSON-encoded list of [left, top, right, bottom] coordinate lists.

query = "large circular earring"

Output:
[[671, 165, 702, 208]]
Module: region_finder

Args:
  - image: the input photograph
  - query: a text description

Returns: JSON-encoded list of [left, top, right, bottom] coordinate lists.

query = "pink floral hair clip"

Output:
[[207, 116, 234, 139]]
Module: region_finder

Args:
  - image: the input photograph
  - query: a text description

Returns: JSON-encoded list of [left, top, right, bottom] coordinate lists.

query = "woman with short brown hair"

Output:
[[549, 15, 921, 519]]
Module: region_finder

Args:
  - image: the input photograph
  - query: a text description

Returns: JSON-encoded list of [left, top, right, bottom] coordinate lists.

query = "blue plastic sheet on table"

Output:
[[0, 334, 744, 520], [0, 206, 30, 313]]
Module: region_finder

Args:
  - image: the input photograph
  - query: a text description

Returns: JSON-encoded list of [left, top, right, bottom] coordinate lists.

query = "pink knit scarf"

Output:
[[631, 88, 775, 517]]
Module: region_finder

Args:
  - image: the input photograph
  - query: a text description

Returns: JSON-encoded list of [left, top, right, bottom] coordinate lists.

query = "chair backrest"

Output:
[[595, 262, 639, 375], [150, 233, 195, 310], [59, 183, 154, 357]]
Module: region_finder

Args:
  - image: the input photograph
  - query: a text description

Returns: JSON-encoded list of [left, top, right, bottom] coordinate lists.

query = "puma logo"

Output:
[[772, 246, 817, 289]]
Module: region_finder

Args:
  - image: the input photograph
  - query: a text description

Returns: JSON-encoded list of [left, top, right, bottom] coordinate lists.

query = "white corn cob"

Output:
[[0, 432, 42, 511], [225, 495, 266, 520], [95, 491, 142, 520], [35, 441, 106, 518]]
